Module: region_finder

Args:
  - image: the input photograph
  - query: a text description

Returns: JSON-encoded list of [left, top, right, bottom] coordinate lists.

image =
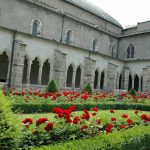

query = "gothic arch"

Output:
[[30, 57, 40, 84], [100, 71, 105, 89], [119, 74, 122, 89], [94, 69, 99, 89], [75, 65, 81, 88], [128, 74, 132, 91], [134, 74, 139, 91], [92, 39, 98, 51], [66, 29, 74, 44], [66, 64, 74, 87], [31, 19, 42, 36], [126, 43, 135, 58], [41, 59, 50, 85], [0, 51, 9, 82]]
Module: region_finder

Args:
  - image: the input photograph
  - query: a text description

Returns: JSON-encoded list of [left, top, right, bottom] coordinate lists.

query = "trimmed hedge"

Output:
[[34, 125, 150, 150], [12, 103, 150, 113]]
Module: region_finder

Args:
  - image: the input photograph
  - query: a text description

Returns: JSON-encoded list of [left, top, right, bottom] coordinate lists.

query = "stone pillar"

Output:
[[10, 40, 26, 87], [26, 59, 32, 85], [6, 60, 11, 84], [53, 50, 67, 89], [83, 57, 96, 88], [106, 63, 118, 91], [80, 66, 84, 89], [38, 62, 43, 85], [122, 67, 130, 90], [139, 77, 141, 92], [132, 76, 134, 89], [97, 71, 101, 90]]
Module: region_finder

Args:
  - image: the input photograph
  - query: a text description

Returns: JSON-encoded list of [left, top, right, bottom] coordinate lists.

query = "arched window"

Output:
[[75, 66, 81, 88], [22, 56, 28, 84], [66, 64, 73, 87], [41, 60, 50, 85], [100, 71, 105, 89], [32, 20, 42, 36], [126, 44, 135, 58], [92, 39, 98, 51], [94, 69, 98, 89], [30, 57, 39, 84], [66, 30, 73, 44], [0, 52, 9, 82]]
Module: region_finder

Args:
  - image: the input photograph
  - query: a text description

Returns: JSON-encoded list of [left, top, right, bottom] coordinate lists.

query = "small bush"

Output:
[[82, 83, 93, 94], [129, 88, 136, 96], [0, 91, 20, 150], [46, 80, 58, 93]]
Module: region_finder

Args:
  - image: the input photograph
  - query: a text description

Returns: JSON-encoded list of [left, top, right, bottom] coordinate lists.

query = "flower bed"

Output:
[[19, 106, 150, 149]]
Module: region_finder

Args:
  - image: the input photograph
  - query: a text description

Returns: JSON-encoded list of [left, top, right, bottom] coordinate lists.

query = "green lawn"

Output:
[[15, 110, 150, 125]]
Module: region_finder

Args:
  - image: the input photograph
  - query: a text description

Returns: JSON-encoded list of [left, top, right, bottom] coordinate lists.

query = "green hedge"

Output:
[[11, 103, 150, 113], [34, 125, 150, 150]]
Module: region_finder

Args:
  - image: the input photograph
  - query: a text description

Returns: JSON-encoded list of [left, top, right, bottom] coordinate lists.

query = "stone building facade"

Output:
[[0, 0, 150, 92]]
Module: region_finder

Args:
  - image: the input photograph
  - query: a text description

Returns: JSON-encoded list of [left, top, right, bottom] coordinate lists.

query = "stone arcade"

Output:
[[0, 0, 150, 92]]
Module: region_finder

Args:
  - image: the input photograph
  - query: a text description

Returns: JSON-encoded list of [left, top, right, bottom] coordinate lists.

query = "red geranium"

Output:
[[110, 109, 115, 113], [92, 107, 99, 112], [122, 114, 128, 118], [111, 118, 116, 122], [119, 125, 125, 129], [96, 119, 101, 124], [36, 118, 48, 126], [81, 125, 88, 130], [22, 118, 33, 125], [140, 114, 148, 120], [44, 122, 54, 131], [135, 110, 139, 115]]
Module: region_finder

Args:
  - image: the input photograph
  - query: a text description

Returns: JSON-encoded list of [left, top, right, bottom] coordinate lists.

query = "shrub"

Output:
[[0, 91, 20, 150], [46, 80, 58, 93], [129, 88, 136, 96], [34, 126, 150, 150], [82, 83, 93, 94]]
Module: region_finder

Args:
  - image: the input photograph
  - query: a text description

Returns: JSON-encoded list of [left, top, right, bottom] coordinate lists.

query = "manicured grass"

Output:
[[15, 110, 150, 124]]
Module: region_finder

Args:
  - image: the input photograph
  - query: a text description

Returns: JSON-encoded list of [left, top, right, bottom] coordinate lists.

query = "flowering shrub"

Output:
[[20, 106, 150, 148]]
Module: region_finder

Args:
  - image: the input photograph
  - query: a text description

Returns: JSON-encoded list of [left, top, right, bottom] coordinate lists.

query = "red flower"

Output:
[[83, 109, 89, 114], [92, 113, 97, 116], [135, 110, 139, 115], [96, 120, 101, 124], [140, 114, 148, 120], [122, 114, 128, 118], [81, 125, 88, 130], [110, 109, 115, 113], [92, 107, 99, 112], [111, 118, 116, 122], [69, 106, 76, 111], [127, 118, 132, 126], [36, 118, 48, 126], [44, 122, 53, 131], [105, 127, 111, 133], [119, 125, 125, 129], [22, 118, 33, 126], [107, 123, 114, 129]]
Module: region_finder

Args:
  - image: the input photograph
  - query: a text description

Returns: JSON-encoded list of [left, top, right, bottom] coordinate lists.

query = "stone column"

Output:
[[38, 62, 43, 85], [139, 77, 141, 92], [97, 71, 101, 90], [10, 40, 26, 87], [83, 57, 96, 88], [6, 60, 11, 84], [142, 68, 147, 92], [122, 67, 130, 90], [132, 76, 134, 89], [106, 63, 118, 91], [26, 59, 32, 85], [53, 50, 67, 89]]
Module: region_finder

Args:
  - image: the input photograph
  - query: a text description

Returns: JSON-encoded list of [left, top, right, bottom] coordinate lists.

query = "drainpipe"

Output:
[[8, 31, 16, 88]]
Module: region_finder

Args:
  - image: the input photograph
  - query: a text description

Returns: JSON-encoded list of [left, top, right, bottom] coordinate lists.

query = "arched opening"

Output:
[[94, 70, 98, 89], [119, 74, 122, 89], [134, 75, 139, 91], [127, 47, 130, 58], [75, 66, 81, 88], [93, 39, 98, 51], [0, 52, 9, 82], [66, 64, 73, 87], [100, 71, 105, 89], [22, 57, 28, 84], [30, 57, 39, 84], [66, 30, 73, 44], [131, 46, 134, 58], [126, 44, 135, 58], [141, 76, 143, 92], [41, 60, 50, 85], [128, 74, 132, 91], [32, 20, 42, 36]]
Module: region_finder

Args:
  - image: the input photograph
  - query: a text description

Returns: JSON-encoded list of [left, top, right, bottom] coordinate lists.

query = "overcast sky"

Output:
[[88, 0, 150, 28]]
